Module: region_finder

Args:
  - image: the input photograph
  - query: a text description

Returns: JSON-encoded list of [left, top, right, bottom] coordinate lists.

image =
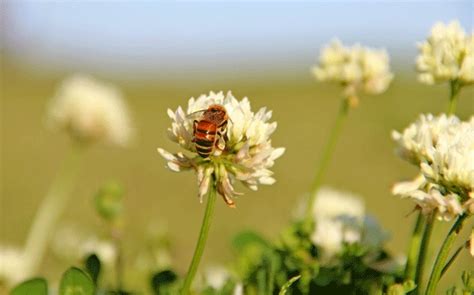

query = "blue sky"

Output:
[[3, 1, 473, 78]]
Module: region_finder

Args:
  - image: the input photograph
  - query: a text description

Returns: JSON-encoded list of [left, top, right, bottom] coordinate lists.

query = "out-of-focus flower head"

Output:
[[0, 246, 25, 286], [158, 91, 284, 207], [416, 21, 474, 85], [310, 187, 388, 263], [204, 265, 230, 290], [52, 225, 117, 266], [312, 39, 394, 106], [47, 74, 133, 146], [392, 114, 474, 220]]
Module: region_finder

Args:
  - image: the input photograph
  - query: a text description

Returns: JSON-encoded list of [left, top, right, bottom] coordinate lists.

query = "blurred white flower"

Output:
[[392, 114, 474, 220], [47, 74, 133, 146], [204, 265, 230, 290], [311, 188, 363, 262], [0, 246, 25, 286], [416, 21, 474, 85], [309, 188, 389, 262], [362, 215, 390, 249], [233, 283, 244, 295], [52, 226, 117, 265], [312, 39, 393, 104], [158, 91, 284, 207], [470, 229, 474, 257]]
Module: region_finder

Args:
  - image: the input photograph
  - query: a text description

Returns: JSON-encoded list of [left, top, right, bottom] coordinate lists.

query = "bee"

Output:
[[191, 104, 229, 158]]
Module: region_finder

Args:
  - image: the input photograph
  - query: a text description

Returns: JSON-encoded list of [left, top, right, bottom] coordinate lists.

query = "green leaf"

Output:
[[151, 269, 178, 294], [59, 267, 95, 295], [11, 278, 48, 295], [278, 275, 301, 295], [84, 254, 101, 285], [402, 280, 416, 292], [461, 270, 474, 291], [94, 182, 124, 221], [232, 230, 269, 251], [387, 284, 406, 295]]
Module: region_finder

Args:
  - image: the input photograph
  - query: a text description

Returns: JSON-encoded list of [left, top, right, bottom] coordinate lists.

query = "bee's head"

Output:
[[204, 104, 228, 122], [208, 104, 226, 114]]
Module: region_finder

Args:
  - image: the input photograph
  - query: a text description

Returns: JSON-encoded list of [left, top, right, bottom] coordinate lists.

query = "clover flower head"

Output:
[[0, 246, 26, 286], [158, 91, 284, 207], [47, 74, 133, 146], [416, 20, 474, 85], [392, 115, 474, 220], [312, 39, 393, 105], [204, 266, 230, 290], [52, 226, 117, 265], [391, 113, 460, 165]]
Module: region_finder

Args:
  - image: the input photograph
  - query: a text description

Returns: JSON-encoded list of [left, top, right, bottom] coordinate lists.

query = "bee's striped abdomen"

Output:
[[193, 120, 217, 158]]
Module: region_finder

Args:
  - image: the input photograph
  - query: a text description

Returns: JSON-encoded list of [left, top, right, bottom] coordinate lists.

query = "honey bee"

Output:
[[191, 104, 229, 158]]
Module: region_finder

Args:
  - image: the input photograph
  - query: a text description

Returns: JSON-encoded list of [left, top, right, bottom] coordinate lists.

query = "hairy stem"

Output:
[[305, 98, 350, 220], [181, 184, 218, 295], [426, 214, 468, 295], [23, 143, 84, 277]]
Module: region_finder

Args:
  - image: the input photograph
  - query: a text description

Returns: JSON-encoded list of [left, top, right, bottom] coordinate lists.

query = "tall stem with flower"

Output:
[[23, 143, 84, 277], [22, 74, 133, 278], [395, 20, 474, 294], [181, 184, 217, 294], [305, 39, 393, 222], [158, 91, 284, 293]]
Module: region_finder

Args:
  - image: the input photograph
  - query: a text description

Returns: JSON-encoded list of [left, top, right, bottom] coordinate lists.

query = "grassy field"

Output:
[[1, 59, 473, 291]]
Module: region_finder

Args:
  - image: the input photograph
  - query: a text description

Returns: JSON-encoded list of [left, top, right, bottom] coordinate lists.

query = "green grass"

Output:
[[1, 60, 473, 291]]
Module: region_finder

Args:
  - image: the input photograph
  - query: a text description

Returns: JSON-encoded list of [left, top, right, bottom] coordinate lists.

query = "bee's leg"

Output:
[[216, 136, 226, 151]]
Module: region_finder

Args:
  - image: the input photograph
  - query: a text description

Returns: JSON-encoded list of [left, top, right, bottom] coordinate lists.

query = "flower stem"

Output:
[[305, 98, 350, 220], [448, 80, 461, 115], [414, 213, 434, 292], [23, 142, 84, 277], [181, 184, 218, 295], [426, 214, 468, 295], [440, 239, 468, 279], [404, 213, 425, 281]]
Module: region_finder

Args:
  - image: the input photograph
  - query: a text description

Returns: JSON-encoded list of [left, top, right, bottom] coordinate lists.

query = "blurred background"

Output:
[[1, 0, 473, 292]]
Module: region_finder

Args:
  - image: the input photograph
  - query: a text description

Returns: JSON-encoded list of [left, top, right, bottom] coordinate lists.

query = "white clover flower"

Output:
[[392, 114, 474, 220], [157, 91, 284, 207], [0, 246, 26, 286], [392, 176, 464, 221], [204, 266, 230, 290], [362, 215, 390, 249], [47, 74, 133, 146], [416, 21, 474, 85], [391, 114, 460, 165], [421, 117, 474, 194], [233, 283, 244, 295], [312, 39, 393, 104], [310, 187, 365, 262], [52, 226, 117, 265]]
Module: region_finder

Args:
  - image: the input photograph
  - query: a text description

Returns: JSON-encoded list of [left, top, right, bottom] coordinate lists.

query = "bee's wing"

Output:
[[186, 109, 206, 119]]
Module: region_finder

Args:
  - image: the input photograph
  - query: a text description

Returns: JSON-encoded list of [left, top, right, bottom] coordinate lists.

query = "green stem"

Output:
[[448, 80, 461, 115], [440, 239, 468, 280], [305, 98, 350, 220], [404, 213, 425, 282], [181, 184, 218, 295], [426, 214, 468, 295], [414, 213, 434, 292], [23, 143, 84, 277]]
